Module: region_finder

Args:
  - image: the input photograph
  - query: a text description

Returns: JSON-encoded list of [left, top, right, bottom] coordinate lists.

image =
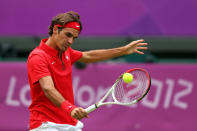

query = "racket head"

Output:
[[112, 68, 151, 105]]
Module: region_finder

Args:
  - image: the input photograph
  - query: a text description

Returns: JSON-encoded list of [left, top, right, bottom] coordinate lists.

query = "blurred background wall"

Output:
[[0, 0, 197, 131], [0, 0, 197, 63]]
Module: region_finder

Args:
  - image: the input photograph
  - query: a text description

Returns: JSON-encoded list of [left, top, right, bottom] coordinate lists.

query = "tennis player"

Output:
[[27, 11, 148, 131]]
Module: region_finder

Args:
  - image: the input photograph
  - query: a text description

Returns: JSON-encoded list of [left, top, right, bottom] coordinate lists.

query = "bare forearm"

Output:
[[43, 82, 88, 120], [39, 76, 65, 107], [38, 76, 88, 119], [80, 46, 125, 63], [79, 39, 148, 64], [43, 88, 65, 107]]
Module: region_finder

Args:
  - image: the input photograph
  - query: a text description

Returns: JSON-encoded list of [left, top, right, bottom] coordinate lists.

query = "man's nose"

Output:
[[68, 38, 74, 45]]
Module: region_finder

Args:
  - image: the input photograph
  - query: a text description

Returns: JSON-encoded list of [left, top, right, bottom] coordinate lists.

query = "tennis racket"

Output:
[[85, 68, 151, 113]]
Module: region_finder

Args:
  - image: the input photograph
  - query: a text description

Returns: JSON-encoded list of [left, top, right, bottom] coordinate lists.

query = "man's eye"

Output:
[[66, 33, 72, 37]]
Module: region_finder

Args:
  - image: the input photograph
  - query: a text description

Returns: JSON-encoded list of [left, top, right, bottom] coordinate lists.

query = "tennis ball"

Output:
[[122, 73, 133, 83]]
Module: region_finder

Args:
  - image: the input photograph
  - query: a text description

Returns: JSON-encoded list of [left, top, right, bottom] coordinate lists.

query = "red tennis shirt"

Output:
[[27, 38, 82, 130]]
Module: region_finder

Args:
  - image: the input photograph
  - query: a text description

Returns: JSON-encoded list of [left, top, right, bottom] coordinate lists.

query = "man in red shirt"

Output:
[[27, 11, 148, 131]]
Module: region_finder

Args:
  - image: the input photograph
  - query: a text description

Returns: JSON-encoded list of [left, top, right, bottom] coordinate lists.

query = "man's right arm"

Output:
[[39, 76, 88, 120], [39, 76, 65, 107]]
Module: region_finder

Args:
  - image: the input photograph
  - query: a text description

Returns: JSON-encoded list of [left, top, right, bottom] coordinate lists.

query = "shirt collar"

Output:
[[39, 38, 59, 57]]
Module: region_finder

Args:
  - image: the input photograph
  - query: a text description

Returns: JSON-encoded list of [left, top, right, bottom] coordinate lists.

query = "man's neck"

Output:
[[46, 37, 63, 59], [46, 37, 56, 49]]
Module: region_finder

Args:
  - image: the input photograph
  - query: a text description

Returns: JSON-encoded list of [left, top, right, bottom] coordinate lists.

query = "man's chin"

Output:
[[61, 47, 68, 52]]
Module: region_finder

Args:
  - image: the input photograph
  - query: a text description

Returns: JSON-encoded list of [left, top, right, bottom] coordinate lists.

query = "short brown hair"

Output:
[[48, 11, 82, 36]]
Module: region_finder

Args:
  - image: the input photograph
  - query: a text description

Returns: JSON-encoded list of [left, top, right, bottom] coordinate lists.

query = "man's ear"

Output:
[[53, 25, 59, 34]]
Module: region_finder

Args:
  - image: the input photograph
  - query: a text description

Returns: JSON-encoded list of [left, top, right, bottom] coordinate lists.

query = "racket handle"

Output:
[[85, 104, 97, 113]]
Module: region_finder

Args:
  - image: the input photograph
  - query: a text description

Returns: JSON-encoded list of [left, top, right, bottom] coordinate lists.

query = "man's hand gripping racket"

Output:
[[85, 68, 151, 113]]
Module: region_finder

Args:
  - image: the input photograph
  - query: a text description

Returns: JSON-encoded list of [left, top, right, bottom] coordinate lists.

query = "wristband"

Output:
[[61, 101, 76, 115]]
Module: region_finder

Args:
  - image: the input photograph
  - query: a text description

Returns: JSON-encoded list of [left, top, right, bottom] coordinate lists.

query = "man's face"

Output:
[[53, 27, 79, 52]]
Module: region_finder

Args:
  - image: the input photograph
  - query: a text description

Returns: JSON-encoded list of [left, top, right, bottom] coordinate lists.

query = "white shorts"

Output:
[[30, 121, 84, 131]]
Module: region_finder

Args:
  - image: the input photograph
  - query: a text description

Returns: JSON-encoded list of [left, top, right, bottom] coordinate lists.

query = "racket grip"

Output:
[[85, 104, 97, 113]]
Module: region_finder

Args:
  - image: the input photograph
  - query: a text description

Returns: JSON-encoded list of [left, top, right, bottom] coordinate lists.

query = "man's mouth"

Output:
[[64, 43, 69, 48]]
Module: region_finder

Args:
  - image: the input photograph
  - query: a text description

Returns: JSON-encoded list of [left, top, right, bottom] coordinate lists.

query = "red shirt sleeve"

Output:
[[27, 54, 51, 84], [69, 48, 83, 64]]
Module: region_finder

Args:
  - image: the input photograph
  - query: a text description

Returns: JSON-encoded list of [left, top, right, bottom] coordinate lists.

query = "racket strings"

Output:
[[115, 79, 125, 102], [131, 71, 149, 99], [135, 71, 148, 98], [114, 70, 149, 104]]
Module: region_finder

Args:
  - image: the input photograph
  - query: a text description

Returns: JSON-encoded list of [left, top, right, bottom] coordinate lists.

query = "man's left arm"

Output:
[[79, 39, 148, 64]]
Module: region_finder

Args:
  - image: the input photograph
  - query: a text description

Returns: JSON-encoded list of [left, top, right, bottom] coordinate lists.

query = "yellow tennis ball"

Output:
[[122, 73, 133, 83]]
